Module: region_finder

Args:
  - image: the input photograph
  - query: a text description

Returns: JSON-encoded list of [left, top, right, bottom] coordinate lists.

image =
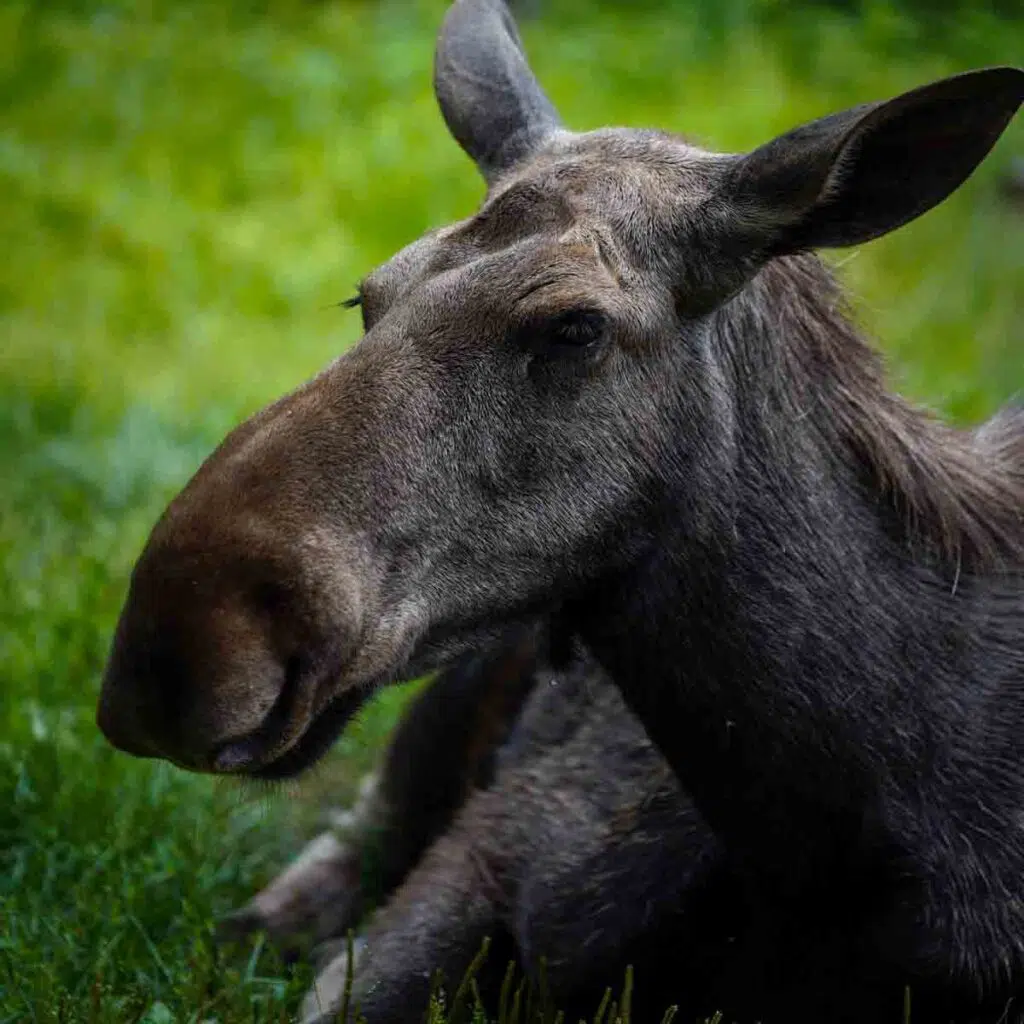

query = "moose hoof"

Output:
[[299, 937, 368, 1024]]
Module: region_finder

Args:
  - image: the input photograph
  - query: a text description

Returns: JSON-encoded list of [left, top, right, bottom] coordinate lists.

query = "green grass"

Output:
[[1, 0, 1022, 1020]]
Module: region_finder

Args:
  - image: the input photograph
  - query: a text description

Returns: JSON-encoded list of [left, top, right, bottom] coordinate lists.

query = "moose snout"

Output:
[[96, 533, 370, 776], [96, 642, 302, 774], [95, 569, 318, 774], [95, 385, 379, 777]]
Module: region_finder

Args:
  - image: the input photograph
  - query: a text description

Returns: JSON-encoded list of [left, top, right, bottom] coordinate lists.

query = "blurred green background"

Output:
[[1, 0, 1021, 1020]]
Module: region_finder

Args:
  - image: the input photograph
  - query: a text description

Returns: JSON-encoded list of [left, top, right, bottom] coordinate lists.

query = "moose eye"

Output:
[[541, 309, 608, 354]]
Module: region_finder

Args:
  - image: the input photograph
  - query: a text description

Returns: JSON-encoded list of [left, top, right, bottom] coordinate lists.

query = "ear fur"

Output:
[[729, 66, 1024, 251], [433, 0, 562, 183]]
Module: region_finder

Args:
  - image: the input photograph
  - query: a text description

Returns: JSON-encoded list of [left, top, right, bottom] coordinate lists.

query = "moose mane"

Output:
[[722, 253, 1024, 572]]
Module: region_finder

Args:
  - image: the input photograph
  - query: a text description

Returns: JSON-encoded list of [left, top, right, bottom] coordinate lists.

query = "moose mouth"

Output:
[[243, 682, 374, 781], [219, 618, 517, 781], [212, 650, 380, 782]]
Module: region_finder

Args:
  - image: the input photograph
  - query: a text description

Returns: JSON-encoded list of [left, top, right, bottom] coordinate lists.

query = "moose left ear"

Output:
[[727, 66, 1024, 252], [434, 0, 562, 184]]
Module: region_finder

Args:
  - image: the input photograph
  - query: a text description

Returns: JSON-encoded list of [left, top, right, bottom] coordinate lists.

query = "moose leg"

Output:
[[218, 770, 381, 959], [511, 802, 736, 1023], [364, 635, 539, 905], [300, 822, 511, 1024]]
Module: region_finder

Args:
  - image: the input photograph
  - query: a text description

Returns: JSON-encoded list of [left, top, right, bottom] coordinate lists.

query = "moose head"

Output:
[[97, 0, 1023, 781]]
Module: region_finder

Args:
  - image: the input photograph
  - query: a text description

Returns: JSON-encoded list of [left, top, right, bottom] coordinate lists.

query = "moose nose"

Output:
[[96, 615, 308, 774]]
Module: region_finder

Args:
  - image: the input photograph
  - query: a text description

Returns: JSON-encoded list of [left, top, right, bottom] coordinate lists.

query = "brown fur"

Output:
[[97, 2, 1024, 1018]]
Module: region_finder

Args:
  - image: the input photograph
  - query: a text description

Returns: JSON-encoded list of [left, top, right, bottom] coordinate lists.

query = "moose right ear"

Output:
[[433, 0, 563, 184], [727, 66, 1024, 253]]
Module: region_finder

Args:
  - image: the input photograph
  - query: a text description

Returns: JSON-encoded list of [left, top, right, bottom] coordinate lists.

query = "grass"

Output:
[[1, 0, 1021, 1020]]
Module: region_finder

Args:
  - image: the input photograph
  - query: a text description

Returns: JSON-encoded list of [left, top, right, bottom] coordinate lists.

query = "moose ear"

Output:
[[434, 0, 562, 183], [728, 66, 1024, 252]]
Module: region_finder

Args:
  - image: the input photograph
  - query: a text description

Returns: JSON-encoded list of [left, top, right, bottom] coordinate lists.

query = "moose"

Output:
[[97, 0, 1023, 1019], [220, 626, 733, 1024]]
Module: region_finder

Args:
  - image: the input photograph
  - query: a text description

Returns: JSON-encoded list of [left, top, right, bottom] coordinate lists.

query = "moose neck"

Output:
[[578, 253, 1023, 885]]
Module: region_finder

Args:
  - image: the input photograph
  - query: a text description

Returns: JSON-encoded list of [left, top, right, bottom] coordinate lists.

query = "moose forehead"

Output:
[[362, 129, 718, 311]]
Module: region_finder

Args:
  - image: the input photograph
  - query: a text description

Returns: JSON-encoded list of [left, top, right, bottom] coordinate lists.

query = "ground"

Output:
[[1, 1, 1022, 1021]]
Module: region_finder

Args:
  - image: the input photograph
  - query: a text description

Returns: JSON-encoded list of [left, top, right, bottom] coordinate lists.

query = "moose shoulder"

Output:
[[98, 0, 1024, 1014]]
